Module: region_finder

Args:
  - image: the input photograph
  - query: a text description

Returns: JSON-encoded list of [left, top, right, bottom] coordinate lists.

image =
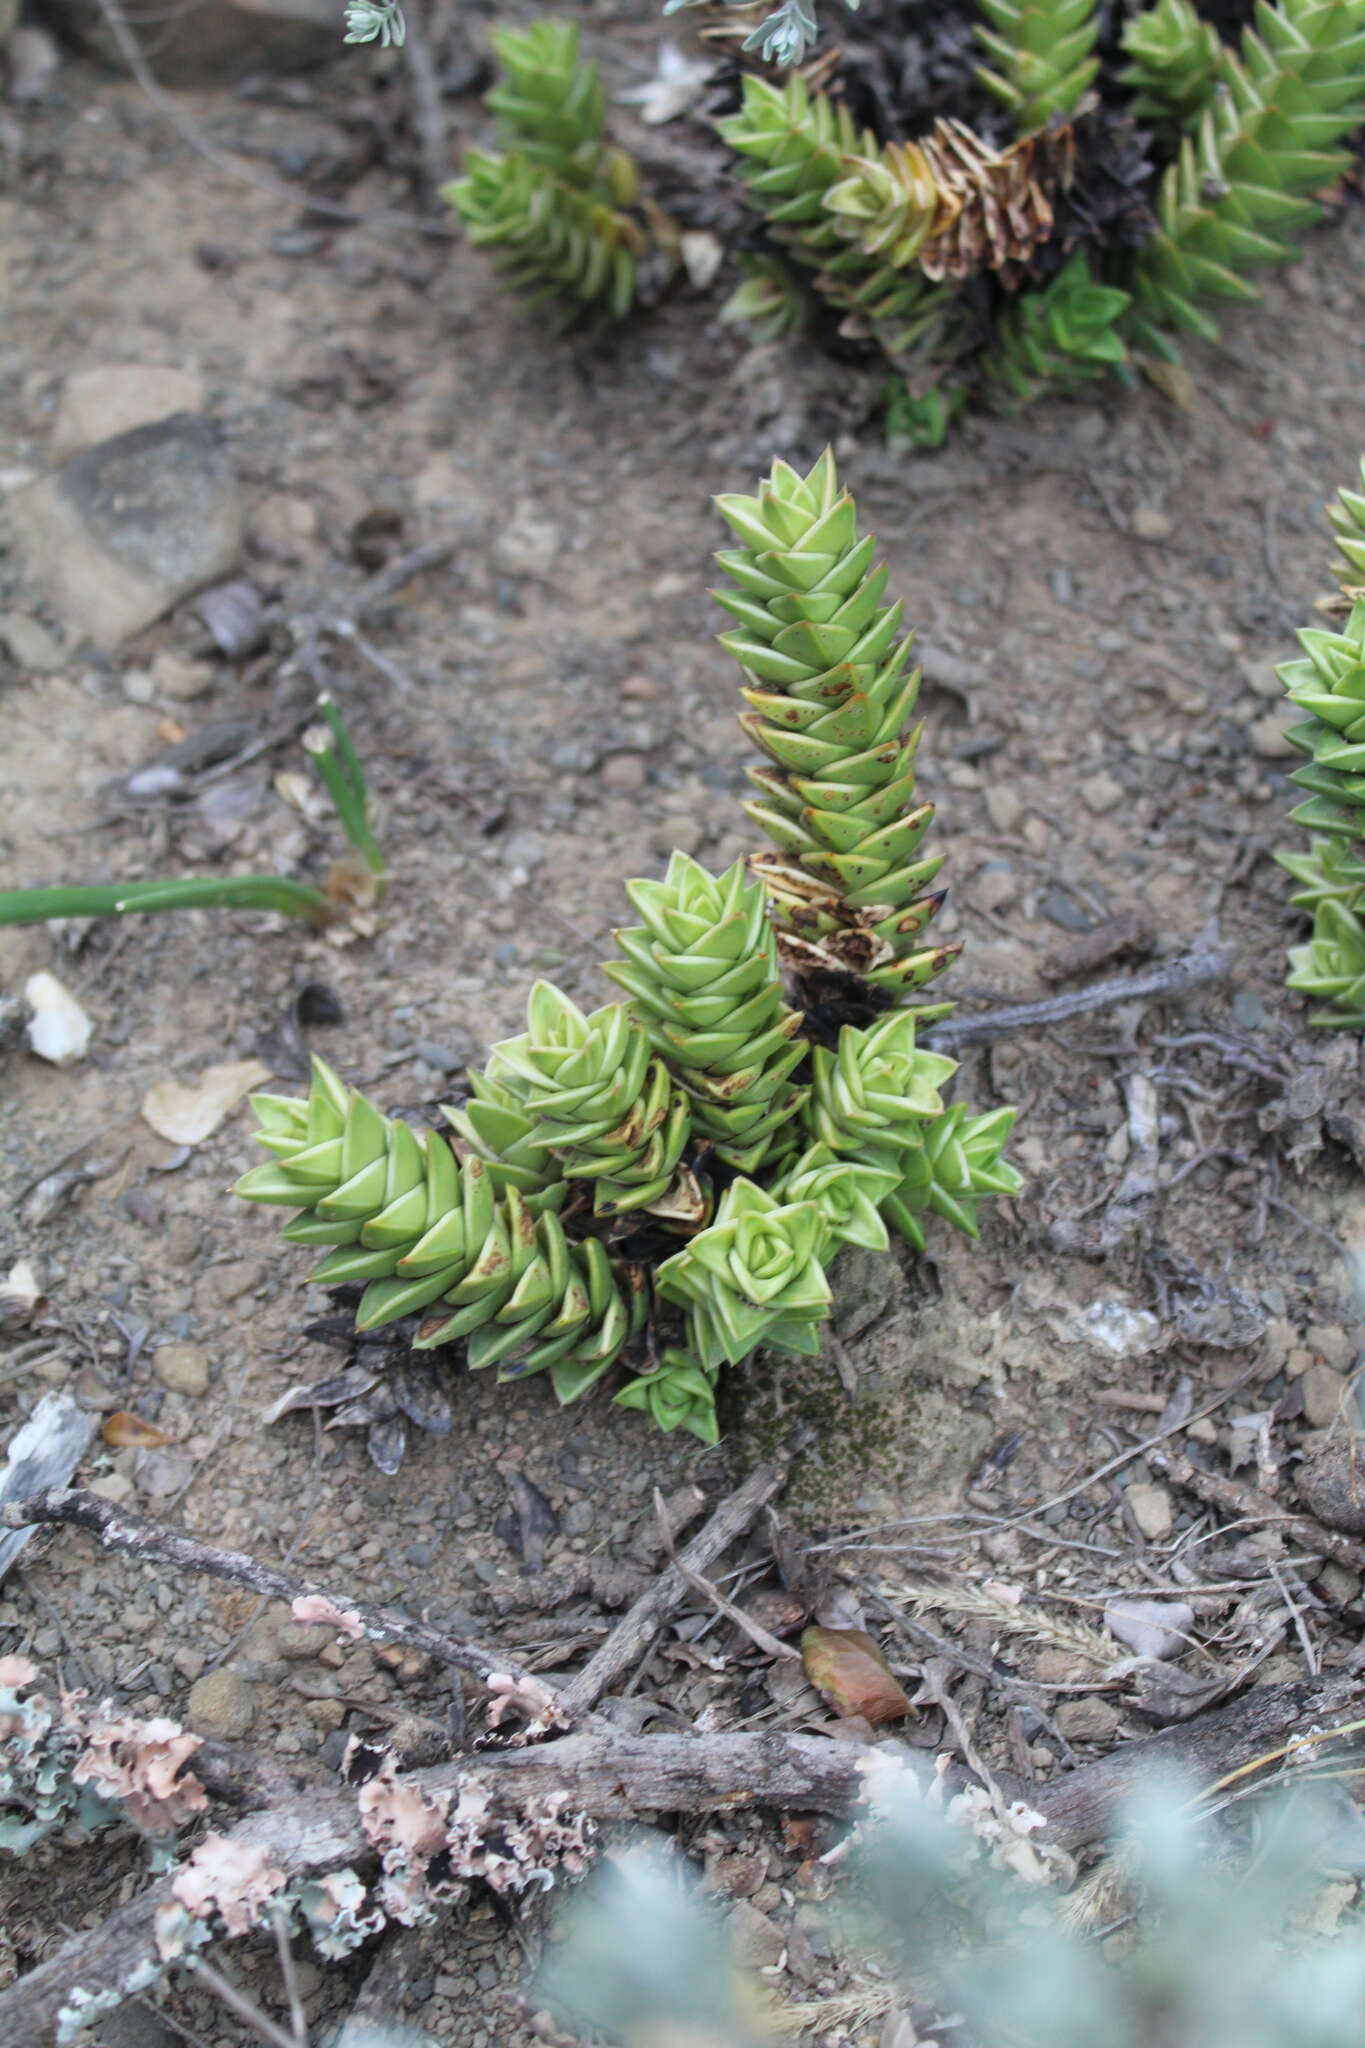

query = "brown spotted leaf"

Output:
[[800, 1625, 913, 1727]]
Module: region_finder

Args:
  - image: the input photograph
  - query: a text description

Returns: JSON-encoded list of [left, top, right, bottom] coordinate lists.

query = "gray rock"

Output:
[[727, 1900, 786, 1970], [11, 414, 244, 649], [186, 1666, 255, 1739], [831, 1244, 903, 1344], [38, 0, 344, 84], [51, 365, 206, 462]]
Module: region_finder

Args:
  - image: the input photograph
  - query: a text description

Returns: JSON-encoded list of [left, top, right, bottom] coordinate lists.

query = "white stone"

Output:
[[24, 972, 93, 1065]]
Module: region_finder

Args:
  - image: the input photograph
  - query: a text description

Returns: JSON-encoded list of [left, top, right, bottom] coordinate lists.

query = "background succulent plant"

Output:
[[236, 454, 1020, 1447], [444, 22, 648, 325]]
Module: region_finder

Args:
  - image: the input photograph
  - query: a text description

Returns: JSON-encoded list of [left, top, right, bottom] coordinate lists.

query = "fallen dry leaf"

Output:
[[102, 1410, 176, 1450], [800, 1625, 913, 1727], [140, 1058, 272, 1146]]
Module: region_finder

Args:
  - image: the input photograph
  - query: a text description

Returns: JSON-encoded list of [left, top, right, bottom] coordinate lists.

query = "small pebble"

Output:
[[186, 1667, 255, 1739], [1054, 1695, 1122, 1741], [1302, 1363, 1349, 1430], [601, 751, 648, 792], [1250, 714, 1297, 759], [1079, 771, 1124, 815], [1125, 1481, 1174, 1541], [1132, 504, 1173, 541], [984, 786, 1023, 834], [153, 1342, 211, 1397]]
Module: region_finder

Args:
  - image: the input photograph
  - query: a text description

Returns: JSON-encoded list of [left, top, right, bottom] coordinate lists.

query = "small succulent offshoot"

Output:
[[235, 453, 1022, 1452]]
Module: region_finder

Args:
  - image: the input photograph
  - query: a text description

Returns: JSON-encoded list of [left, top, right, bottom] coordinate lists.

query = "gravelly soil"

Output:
[[3, 23, 1365, 2047]]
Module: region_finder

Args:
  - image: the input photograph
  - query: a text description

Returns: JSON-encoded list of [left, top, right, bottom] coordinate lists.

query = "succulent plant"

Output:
[[974, 0, 1101, 133], [444, 21, 647, 325], [1327, 456, 1365, 588], [976, 252, 1131, 410], [805, 1011, 959, 1168], [605, 852, 808, 1175], [654, 1179, 832, 1369], [1124, 0, 1365, 360], [713, 449, 960, 1004], [718, 76, 962, 375], [1118, 0, 1226, 130], [719, 254, 811, 343], [235, 455, 1021, 1447]]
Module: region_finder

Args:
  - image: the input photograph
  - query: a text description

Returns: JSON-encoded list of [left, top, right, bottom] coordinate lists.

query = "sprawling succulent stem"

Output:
[[718, 76, 962, 373], [1125, 0, 1365, 359], [233, 1060, 641, 1399], [1275, 511, 1365, 1026], [974, 0, 1101, 133], [714, 449, 961, 1004], [1119, 0, 1226, 131], [606, 853, 808, 1174], [880, 1104, 1023, 1248]]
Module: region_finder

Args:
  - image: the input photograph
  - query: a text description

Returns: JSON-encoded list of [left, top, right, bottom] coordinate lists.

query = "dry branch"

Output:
[[3, 1487, 550, 1700], [922, 933, 1231, 1053], [4, 1675, 1361, 2047], [1151, 1449, 1365, 1573]]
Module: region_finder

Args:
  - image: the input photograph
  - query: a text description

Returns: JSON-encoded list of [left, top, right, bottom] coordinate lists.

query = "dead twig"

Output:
[[922, 933, 1231, 1054], [401, 1, 452, 205]]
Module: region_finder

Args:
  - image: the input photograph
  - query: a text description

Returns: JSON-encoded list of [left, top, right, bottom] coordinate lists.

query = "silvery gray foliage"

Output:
[[343, 0, 406, 47], [542, 1781, 1365, 2047], [660, 0, 857, 68]]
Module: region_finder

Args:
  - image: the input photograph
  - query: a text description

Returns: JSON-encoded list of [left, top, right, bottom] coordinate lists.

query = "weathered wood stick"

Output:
[[3, 1486, 548, 1699]]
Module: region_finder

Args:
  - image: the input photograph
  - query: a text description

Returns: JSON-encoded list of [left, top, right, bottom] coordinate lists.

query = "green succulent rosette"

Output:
[[1119, 0, 1225, 130], [974, 0, 1101, 133], [1284, 897, 1365, 1027], [487, 981, 691, 1216], [773, 1143, 898, 1257], [605, 852, 807, 1174], [977, 254, 1131, 411], [614, 1347, 720, 1443], [714, 450, 960, 1005], [805, 1010, 958, 1168], [655, 1179, 832, 1370], [1125, 0, 1365, 359], [880, 1105, 1023, 1249]]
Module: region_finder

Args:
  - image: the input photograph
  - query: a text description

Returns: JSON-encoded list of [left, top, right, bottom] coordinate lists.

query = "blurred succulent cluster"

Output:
[[236, 452, 1020, 1453], [1276, 456, 1365, 1027], [541, 1775, 1365, 2048], [444, 3, 1365, 445], [720, 0, 1365, 435]]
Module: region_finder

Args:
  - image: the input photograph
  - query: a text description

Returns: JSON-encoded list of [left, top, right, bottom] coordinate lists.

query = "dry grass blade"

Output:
[[886, 1572, 1117, 1666]]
